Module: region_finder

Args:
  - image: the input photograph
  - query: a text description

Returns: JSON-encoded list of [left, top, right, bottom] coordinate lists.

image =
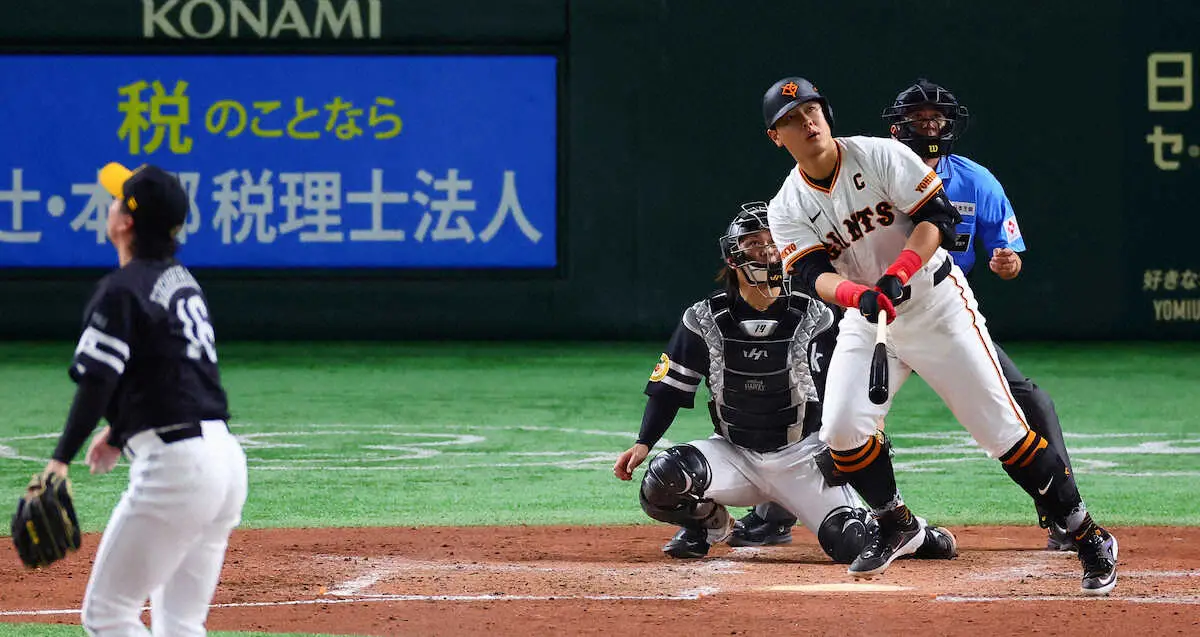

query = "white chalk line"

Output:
[[3, 425, 1198, 476], [937, 595, 1200, 604], [313, 555, 747, 588], [0, 590, 714, 618]]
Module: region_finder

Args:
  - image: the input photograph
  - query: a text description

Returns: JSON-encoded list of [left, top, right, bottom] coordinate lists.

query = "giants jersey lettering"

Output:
[[768, 136, 947, 285]]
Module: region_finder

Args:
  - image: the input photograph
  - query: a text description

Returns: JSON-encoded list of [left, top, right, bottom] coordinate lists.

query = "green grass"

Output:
[[1, 341, 1198, 533]]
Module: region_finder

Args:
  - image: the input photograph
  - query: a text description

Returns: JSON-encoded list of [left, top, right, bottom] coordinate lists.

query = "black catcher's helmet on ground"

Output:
[[719, 202, 785, 294], [882, 78, 969, 159], [763, 77, 834, 130]]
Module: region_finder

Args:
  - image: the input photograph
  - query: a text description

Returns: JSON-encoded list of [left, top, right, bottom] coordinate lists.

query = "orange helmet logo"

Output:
[[781, 82, 799, 97]]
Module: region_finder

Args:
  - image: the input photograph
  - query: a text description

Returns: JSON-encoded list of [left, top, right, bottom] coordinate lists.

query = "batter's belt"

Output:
[[892, 256, 952, 306]]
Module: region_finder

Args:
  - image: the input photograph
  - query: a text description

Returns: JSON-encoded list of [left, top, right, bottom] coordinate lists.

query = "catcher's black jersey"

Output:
[[70, 259, 229, 447], [645, 289, 838, 451]]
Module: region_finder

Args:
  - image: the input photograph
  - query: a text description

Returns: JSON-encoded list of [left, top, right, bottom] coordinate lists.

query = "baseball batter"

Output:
[[612, 204, 956, 564], [760, 76, 1117, 594], [37, 163, 248, 635], [882, 78, 1078, 551]]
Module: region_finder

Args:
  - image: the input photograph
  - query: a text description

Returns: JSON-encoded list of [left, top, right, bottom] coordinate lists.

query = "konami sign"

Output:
[[142, 0, 382, 39]]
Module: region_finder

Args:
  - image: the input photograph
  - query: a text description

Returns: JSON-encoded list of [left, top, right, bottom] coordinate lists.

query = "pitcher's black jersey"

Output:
[[645, 289, 838, 452], [70, 259, 229, 447]]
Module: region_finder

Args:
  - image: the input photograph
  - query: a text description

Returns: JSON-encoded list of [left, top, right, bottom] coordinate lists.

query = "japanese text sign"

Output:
[[0, 54, 557, 267]]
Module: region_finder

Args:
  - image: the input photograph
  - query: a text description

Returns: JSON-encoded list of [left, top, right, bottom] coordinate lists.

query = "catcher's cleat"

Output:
[[663, 527, 710, 559], [728, 509, 795, 547], [849, 511, 925, 577], [911, 525, 958, 560], [662, 515, 734, 559], [1077, 527, 1118, 596]]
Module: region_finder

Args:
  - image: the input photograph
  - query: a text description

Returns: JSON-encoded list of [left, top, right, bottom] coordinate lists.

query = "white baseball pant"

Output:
[[819, 262, 1030, 458], [687, 433, 861, 536], [82, 420, 248, 637]]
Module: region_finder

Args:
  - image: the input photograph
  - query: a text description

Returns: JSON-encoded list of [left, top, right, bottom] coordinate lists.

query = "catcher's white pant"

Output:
[[82, 420, 247, 637], [819, 264, 1030, 458], [688, 432, 860, 536]]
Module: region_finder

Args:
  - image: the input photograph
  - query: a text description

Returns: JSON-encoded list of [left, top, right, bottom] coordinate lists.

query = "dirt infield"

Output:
[[3, 525, 1199, 636]]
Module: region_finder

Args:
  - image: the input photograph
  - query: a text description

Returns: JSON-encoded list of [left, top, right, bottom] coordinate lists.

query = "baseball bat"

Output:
[[868, 310, 889, 405]]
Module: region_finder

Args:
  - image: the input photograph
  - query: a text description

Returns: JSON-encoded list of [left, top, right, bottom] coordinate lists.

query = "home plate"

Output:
[[765, 583, 914, 593]]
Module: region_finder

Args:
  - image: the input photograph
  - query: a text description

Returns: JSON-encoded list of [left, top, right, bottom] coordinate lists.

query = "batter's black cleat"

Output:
[[728, 510, 795, 547], [663, 527, 710, 558], [911, 526, 958, 560], [848, 511, 925, 577], [1046, 523, 1077, 552], [1077, 527, 1118, 595]]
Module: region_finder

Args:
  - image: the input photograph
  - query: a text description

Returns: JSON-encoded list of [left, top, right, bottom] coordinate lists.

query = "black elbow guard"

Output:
[[789, 249, 836, 297], [911, 189, 962, 251]]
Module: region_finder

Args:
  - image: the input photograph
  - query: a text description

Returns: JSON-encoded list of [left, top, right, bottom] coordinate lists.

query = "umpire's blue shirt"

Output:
[[937, 154, 1026, 275]]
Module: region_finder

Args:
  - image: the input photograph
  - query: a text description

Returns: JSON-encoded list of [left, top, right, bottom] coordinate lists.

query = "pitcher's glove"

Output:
[[11, 473, 82, 569]]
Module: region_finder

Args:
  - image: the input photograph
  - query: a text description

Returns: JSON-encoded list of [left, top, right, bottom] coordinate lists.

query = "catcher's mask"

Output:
[[719, 202, 786, 297], [881, 78, 969, 159]]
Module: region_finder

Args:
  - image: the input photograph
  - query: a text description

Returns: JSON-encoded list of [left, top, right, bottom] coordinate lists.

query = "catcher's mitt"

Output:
[[11, 473, 81, 569]]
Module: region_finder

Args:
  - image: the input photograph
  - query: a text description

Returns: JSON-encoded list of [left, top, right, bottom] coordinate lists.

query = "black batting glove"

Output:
[[874, 274, 905, 303], [858, 290, 896, 324]]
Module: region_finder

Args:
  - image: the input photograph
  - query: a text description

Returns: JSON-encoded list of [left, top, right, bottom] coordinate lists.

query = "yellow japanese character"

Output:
[[147, 80, 193, 154], [1164, 270, 1181, 291], [117, 81, 150, 155], [1143, 270, 1163, 291], [205, 100, 248, 138], [117, 79, 194, 155], [369, 97, 402, 139], [287, 97, 320, 140], [323, 97, 364, 141], [1182, 270, 1199, 291], [250, 101, 283, 138]]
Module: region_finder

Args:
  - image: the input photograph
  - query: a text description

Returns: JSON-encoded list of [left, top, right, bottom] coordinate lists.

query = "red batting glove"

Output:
[[885, 249, 924, 285], [834, 280, 870, 308]]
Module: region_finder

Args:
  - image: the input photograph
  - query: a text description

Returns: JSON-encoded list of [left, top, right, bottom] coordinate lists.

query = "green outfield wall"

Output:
[[0, 0, 1196, 340]]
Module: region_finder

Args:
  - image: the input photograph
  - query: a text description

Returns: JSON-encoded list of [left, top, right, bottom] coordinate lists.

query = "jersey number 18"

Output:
[[176, 296, 217, 363]]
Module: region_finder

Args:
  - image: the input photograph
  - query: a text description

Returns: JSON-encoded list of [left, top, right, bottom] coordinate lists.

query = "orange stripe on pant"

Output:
[[1001, 431, 1038, 466], [831, 437, 881, 473], [1019, 437, 1049, 467], [947, 272, 1028, 430], [831, 436, 877, 464]]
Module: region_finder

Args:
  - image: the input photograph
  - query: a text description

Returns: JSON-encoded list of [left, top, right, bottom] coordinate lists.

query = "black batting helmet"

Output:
[[763, 77, 834, 130], [719, 202, 784, 293], [882, 79, 969, 159]]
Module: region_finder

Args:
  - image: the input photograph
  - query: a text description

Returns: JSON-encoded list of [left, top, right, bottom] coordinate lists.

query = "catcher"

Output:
[[13, 163, 247, 636], [613, 203, 956, 563]]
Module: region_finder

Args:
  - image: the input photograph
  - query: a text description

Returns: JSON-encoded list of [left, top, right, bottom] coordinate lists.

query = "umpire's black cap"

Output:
[[762, 76, 831, 129], [100, 162, 189, 238]]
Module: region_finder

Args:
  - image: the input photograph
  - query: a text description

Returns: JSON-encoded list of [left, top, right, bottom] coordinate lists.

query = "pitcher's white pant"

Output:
[[688, 433, 860, 536], [820, 264, 1030, 458], [82, 421, 248, 637]]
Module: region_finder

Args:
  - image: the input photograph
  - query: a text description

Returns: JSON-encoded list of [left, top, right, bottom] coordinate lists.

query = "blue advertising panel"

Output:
[[0, 55, 557, 268]]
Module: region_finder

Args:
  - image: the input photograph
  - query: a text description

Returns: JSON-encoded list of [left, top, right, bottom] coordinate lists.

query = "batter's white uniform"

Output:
[[767, 136, 1030, 457]]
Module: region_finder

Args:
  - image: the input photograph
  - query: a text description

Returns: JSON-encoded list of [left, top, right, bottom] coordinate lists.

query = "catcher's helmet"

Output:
[[763, 76, 834, 130], [882, 78, 969, 159], [719, 202, 785, 293]]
